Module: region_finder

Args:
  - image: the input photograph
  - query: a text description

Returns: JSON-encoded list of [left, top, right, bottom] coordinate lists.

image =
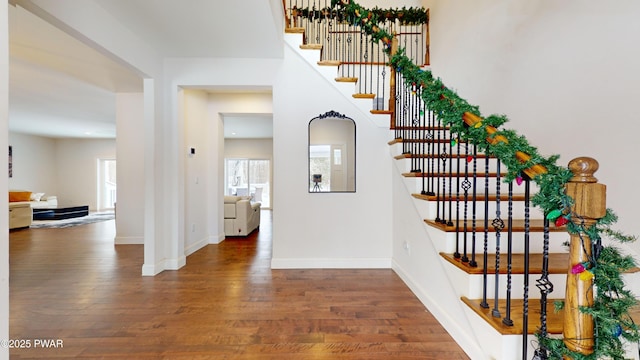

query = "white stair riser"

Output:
[[421, 198, 545, 221], [395, 155, 507, 174], [391, 145, 532, 175], [404, 176, 538, 198], [424, 226, 569, 254], [444, 260, 567, 301]]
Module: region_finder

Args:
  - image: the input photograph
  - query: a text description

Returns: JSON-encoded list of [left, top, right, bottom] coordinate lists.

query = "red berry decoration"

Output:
[[555, 216, 569, 227]]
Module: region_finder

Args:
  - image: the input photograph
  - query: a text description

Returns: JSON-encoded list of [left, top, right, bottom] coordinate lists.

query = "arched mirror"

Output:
[[308, 110, 356, 192]]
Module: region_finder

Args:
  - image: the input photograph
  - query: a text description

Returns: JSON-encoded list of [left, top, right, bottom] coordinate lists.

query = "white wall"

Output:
[[271, 40, 393, 268], [183, 89, 209, 254], [54, 138, 116, 211], [422, 0, 640, 253], [115, 93, 144, 244], [224, 138, 273, 159], [8, 133, 57, 194]]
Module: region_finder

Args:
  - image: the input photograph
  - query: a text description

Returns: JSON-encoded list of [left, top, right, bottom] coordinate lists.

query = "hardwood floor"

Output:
[[9, 211, 470, 359]]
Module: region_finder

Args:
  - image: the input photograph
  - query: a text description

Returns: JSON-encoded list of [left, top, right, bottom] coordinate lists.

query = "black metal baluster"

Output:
[[447, 135, 454, 226], [437, 126, 447, 224], [454, 139, 462, 259], [426, 111, 435, 196], [313, 0, 319, 44], [534, 214, 553, 360], [461, 142, 471, 263], [365, 33, 372, 98], [480, 155, 490, 309], [469, 146, 478, 267], [329, 6, 340, 60], [434, 118, 443, 223], [375, 39, 381, 110], [402, 84, 410, 155], [304, 0, 311, 42], [492, 160, 504, 318], [395, 73, 402, 139], [522, 178, 531, 359], [411, 89, 420, 173], [414, 27, 420, 65], [346, 22, 353, 80], [502, 181, 514, 326], [420, 101, 426, 194], [358, 29, 364, 95]]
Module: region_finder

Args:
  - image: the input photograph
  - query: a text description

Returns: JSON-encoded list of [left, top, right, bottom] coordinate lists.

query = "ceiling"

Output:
[[8, 0, 281, 139]]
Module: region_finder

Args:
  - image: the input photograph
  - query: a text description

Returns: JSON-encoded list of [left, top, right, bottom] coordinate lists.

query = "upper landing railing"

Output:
[[284, 0, 428, 111]]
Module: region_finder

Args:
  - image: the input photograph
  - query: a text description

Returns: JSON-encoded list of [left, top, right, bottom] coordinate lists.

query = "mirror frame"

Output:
[[308, 110, 356, 193]]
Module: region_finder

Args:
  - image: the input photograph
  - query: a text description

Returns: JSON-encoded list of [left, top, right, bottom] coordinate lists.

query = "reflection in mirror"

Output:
[[309, 111, 356, 192]]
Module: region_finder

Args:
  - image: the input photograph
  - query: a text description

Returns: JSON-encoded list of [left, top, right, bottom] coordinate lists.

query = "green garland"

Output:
[[292, 6, 427, 25], [330, 0, 640, 359]]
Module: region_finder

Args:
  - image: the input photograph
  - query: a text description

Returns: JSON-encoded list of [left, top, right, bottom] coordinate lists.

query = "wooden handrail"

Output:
[[282, 0, 290, 28], [462, 112, 547, 179]]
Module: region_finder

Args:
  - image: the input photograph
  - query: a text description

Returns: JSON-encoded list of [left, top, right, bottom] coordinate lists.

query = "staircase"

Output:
[[282, 1, 639, 359]]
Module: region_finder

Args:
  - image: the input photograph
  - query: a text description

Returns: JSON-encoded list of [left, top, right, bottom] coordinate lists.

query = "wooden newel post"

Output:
[[563, 157, 606, 356]]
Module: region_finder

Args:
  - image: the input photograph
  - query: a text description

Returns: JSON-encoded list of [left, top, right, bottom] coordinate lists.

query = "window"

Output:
[[98, 159, 116, 210], [225, 158, 270, 208]]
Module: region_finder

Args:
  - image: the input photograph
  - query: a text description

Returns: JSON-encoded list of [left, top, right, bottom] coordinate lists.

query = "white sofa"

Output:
[[8, 191, 58, 229], [9, 202, 32, 229], [224, 196, 261, 236]]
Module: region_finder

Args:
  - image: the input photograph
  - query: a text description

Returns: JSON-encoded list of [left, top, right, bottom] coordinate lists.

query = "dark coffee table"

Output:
[[32, 205, 89, 220]]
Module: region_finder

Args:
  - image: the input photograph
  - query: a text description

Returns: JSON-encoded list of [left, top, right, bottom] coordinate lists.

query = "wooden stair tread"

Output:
[[461, 297, 563, 335], [285, 27, 305, 34], [440, 252, 569, 275], [353, 93, 376, 99], [318, 60, 341, 66], [371, 110, 393, 115], [300, 44, 322, 50], [412, 193, 527, 202], [425, 219, 566, 233], [336, 77, 358, 82]]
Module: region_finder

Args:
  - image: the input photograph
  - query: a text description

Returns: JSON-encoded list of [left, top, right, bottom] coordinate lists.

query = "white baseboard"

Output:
[[392, 259, 484, 359], [165, 256, 186, 270], [185, 237, 208, 256], [271, 257, 391, 269], [209, 232, 225, 244], [114, 235, 143, 245], [141, 255, 186, 276], [141, 260, 164, 276]]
